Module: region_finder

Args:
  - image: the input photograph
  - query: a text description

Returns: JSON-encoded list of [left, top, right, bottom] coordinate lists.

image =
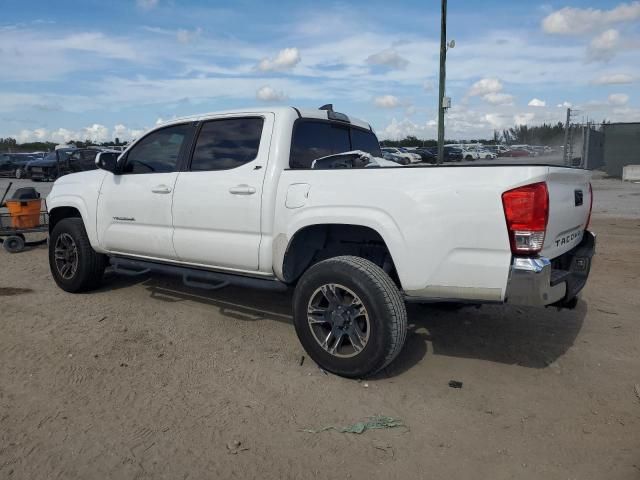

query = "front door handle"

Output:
[[151, 185, 172, 194], [229, 184, 256, 195]]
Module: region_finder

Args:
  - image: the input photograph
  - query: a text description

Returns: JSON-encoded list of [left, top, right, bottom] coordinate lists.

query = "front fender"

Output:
[[47, 171, 105, 250]]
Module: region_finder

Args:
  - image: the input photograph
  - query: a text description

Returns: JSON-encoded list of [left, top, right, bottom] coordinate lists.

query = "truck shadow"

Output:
[[383, 301, 587, 377], [100, 272, 586, 376]]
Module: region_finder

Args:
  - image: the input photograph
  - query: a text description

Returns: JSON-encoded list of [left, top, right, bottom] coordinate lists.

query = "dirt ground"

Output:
[[1, 189, 640, 479]]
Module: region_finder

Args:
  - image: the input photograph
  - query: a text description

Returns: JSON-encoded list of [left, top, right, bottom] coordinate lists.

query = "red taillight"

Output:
[[586, 182, 593, 230], [502, 182, 549, 255]]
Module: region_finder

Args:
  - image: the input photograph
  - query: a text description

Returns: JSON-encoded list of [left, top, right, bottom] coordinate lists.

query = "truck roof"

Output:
[[155, 106, 373, 132]]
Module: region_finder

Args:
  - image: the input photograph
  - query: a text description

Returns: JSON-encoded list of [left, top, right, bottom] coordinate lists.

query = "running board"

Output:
[[109, 257, 288, 292]]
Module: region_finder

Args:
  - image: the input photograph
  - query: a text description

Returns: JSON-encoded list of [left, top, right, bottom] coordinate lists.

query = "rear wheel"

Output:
[[293, 256, 407, 378], [14, 168, 24, 179], [49, 218, 106, 292]]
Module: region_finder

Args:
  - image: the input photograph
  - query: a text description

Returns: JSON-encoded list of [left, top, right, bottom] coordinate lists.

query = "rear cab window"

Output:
[[289, 120, 382, 169]]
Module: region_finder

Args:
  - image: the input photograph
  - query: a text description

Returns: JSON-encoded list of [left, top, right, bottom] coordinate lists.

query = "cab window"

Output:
[[122, 124, 192, 174]]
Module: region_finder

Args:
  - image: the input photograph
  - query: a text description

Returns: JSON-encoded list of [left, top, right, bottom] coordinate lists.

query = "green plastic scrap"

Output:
[[301, 415, 404, 434]]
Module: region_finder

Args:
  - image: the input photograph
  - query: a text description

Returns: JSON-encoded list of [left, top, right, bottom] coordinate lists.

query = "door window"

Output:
[[122, 124, 192, 174], [190, 117, 264, 171]]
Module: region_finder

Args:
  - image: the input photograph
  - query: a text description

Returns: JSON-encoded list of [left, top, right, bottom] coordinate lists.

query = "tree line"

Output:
[[381, 122, 570, 147], [1, 137, 128, 153]]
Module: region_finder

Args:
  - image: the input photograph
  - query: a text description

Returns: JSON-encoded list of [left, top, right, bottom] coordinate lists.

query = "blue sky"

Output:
[[1, 0, 638, 142]]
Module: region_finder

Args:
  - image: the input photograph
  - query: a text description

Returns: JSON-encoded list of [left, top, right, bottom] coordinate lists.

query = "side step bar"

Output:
[[110, 257, 288, 292]]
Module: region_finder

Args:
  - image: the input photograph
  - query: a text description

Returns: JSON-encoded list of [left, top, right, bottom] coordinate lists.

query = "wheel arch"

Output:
[[277, 222, 403, 287], [49, 205, 84, 234]]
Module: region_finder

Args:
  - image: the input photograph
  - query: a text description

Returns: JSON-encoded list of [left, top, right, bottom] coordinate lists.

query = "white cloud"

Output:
[[592, 73, 634, 85], [379, 118, 436, 140], [608, 93, 630, 105], [483, 113, 511, 129], [588, 29, 621, 61], [82, 124, 110, 142], [528, 98, 547, 107], [542, 2, 640, 35], [113, 124, 145, 141], [514, 113, 535, 125], [468, 78, 503, 97], [137, 0, 159, 9], [366, 49, 409, 69], [483, 93, 515, 106], [256, 47, 301, 72], [14, 124, 145, 143], [374, 95, 400, 108], [557, 101, 573, 108], [176, 28, 202, 45], [467, 78, 515, 105], [256, 86, 287, 102]]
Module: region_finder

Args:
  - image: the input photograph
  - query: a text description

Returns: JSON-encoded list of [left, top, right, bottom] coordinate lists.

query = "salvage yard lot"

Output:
[[1, 177, 639, 479]]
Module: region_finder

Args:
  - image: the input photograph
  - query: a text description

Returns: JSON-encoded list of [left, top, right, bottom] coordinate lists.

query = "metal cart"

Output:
[[0, 182, 49, 253]]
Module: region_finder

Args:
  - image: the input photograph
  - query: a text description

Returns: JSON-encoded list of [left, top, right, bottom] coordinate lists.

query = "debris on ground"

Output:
[[448, 380, 463, 389], [634, 384, 640, 403], [98, 316, 107, 322], [301, 415, 404, 434], [226, 440, 249, 454], [299, 355, 305, 366]]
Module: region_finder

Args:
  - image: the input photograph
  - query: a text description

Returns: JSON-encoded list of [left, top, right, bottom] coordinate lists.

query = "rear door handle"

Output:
[[151, 185, 172, 194], [229, 184, 256, 195]]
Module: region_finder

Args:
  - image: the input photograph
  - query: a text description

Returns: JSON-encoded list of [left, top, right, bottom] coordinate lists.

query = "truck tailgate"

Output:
[[543, 167, 592, 259]]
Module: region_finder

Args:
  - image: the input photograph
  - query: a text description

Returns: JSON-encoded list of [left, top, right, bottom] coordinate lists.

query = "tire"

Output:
[[2, 235, 25, 253], [49, 217, 106, 293], [15, 168, 23, 179], [293, 256, 407, 378]]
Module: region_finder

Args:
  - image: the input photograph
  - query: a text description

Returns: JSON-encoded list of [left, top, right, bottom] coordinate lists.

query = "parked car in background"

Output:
[[485, 145, 510, 156], [511, 145, 539, 157], [413, 147, 437, 163], [381, 147, 422, 164], [28, 148, 118, 181], [443, 146, 463, 162], [382, 151, 410, 165], [446, 144, 478, 161], [0, 153, 41, 178], [475, 148, 497, 160], [501, 148, 532, 158]]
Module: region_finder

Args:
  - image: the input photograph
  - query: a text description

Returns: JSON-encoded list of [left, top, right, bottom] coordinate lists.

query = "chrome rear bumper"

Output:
[[505, 231, 596, 307]]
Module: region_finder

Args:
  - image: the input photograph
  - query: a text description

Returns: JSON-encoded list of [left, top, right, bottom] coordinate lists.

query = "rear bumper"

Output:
[[505, 231, 596, 307]]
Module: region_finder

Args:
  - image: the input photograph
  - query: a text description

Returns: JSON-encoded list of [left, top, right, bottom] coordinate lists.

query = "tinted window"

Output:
[[191, 118, 264, 171], [351, 128, 382, 157], [290, 122, 351, 169], [123, 124, 191, 174]]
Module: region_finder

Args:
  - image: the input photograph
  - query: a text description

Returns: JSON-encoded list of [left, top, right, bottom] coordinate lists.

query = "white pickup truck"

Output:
[[46, 105, 595, 378]]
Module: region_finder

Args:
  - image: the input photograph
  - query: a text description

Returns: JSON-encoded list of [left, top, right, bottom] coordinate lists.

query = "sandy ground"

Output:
[[1, 177, 639, 480]]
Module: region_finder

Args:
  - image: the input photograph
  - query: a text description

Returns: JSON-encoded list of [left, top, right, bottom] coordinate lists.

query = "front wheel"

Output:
[[14, 168, 23, 179], [293, 256, 407, 378], [49, 218, 106, 292]]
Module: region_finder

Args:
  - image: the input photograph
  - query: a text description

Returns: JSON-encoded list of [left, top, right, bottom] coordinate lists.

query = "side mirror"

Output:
[[95, 152, 119, 173]]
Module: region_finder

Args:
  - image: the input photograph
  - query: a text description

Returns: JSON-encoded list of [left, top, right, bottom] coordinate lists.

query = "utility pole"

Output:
[[562, 107, 571, 165], [437, 0, 447, 165]]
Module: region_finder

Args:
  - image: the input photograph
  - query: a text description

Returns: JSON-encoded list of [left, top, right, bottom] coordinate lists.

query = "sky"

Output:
[[0, 0, 639, 143]]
